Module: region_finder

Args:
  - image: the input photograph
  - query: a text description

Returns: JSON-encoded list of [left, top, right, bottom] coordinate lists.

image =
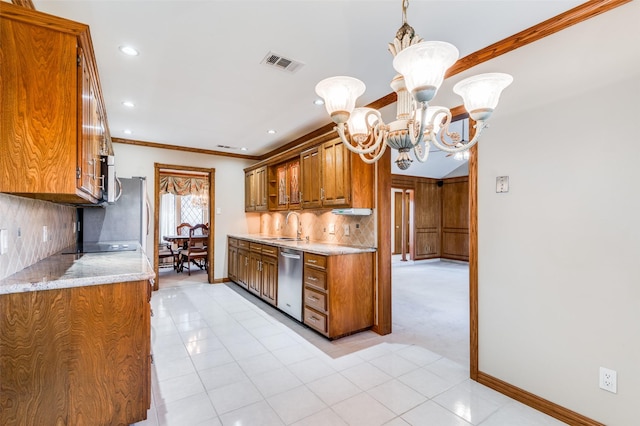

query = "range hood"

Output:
[[331, 208, 373, 216]]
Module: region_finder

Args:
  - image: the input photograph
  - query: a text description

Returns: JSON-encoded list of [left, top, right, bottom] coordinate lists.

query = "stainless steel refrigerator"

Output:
[[81, 177, 149, 252]]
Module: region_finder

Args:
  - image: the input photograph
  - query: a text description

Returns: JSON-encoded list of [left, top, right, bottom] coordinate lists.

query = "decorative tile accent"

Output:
[[0, 194, 76, 280], [260, 210, 376, 247]]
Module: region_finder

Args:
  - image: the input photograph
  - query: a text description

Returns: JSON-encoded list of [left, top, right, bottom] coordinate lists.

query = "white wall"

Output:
[[477, 42, 640, 426], [112, 143, 259, 280]]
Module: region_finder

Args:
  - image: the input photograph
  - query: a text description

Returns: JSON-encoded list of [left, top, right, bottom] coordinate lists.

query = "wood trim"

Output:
[[469, 136, 479, 380], [477, 372, 604, 426], [11, 0, 35, 10], [447, 0, 631, 79], [153, 163, 215, 289], [0, 2, 86, 34], [373, 149, 392, 335], [213, 278, 227, 284], [113, 137, 260, 161]]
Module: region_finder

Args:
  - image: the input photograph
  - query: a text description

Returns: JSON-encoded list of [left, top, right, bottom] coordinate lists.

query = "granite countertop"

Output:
[[228, 234, 376, 255], [0, 247, 155, 295]]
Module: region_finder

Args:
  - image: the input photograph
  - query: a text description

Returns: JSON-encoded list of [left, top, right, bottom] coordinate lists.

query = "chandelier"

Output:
[[314, 0, 513, 170]]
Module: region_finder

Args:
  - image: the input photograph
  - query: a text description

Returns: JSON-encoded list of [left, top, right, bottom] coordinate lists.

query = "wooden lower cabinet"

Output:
[[228, 237, 238, 281], [303, 252, 374, 339], [0, 280, 151, 426], [260, 245, 278, 306]]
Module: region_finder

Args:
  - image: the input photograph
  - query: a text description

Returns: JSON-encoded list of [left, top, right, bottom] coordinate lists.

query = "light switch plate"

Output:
[[343, 224, 350, 236], [496, 176, 509, 193], [328, 223, 335, 234], [0, 229, 8, 255]]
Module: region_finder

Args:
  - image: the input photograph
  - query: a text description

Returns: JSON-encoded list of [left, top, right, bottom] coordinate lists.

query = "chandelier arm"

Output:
[[412, 140, 431, 163], [430, 120, 487, 153], [408, 101, 428, 147], [335, 123, 384, 155], [359, 139, 389, 164]]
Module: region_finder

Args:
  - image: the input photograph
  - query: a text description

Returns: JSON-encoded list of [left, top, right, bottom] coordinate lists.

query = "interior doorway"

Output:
[[153, 163, 215, 290], [392, 188, 414, 261]]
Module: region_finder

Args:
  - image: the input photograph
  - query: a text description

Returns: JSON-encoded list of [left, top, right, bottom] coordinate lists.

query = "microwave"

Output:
[[100, 155, 116, 203]]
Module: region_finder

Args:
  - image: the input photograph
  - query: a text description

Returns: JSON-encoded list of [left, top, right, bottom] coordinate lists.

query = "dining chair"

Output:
[[176, 222, 192, 236], [158, 243, 175, 269], [180, 224, 208, 275]]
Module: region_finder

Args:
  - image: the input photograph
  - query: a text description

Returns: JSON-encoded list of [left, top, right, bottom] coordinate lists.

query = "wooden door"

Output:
[[276, 163, 288, 209], [393, 192, 403, 254], [414, 181, 441, 259], [260, 255, 278, 306], [442, 178, 470, 260], [321, 139, 350, 206], [300, 146, 322, 208]]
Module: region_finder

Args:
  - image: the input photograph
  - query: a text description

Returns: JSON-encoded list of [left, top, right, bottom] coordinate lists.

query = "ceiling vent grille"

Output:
[[261, 51, 304, 73]]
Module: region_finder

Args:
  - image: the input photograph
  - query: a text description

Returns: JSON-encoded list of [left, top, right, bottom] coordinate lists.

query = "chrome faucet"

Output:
[[285, 211, 302, 240]]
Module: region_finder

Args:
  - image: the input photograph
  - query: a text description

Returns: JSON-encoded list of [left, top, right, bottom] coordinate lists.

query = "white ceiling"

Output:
[[32, 0, 627, 177]]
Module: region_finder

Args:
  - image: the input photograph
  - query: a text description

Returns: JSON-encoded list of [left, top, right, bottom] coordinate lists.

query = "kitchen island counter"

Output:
[[227, 234, 376, 256], [0, 248, 154, 295]]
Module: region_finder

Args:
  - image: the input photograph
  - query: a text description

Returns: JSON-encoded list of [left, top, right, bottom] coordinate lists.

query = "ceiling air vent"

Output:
[[261, 51, 304, 73]]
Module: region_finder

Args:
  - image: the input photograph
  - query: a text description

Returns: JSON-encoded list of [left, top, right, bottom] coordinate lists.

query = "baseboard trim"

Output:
[[476, 372, 604, 426], [212, 277, 228, 284]]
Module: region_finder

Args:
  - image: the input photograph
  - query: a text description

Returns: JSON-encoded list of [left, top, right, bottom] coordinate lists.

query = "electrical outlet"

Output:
[[328, 223, 335, 234], [42, 226, 48, 242], [599, 367, 617, 393], [343, 224, 350, 236]]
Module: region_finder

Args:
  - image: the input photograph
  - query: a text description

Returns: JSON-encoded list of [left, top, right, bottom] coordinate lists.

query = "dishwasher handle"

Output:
[[280, 252, 301, 260]]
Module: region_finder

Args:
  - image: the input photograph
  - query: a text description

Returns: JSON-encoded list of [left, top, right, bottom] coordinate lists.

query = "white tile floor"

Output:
[[134, 265, 567, 426]]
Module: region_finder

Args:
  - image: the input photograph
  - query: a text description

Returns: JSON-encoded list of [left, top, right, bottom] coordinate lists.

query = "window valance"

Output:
[[159, 175, 209, 197]]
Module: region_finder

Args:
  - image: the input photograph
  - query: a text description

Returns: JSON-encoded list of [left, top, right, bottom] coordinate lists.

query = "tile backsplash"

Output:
[[260, 210, 376, 247], [0, 194, 76, 280]]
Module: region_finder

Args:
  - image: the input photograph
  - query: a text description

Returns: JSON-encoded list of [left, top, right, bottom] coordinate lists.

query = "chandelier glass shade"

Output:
[[314, 0, 513, 170]]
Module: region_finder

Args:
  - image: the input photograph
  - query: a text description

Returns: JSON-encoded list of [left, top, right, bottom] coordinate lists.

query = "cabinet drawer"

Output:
[[305, 253, 327, 269], [304, 307, 327, 334], [228, 237, 238, 247], [238, 239, 250, 249], [304, 267, 327, 290], [250, 242, 262, 253], [261, 245, 278, 257], [304, 287, 327, 313]]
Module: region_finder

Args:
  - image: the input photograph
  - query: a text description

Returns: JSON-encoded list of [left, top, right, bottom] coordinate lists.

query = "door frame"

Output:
[[153, 163, 215, 290]]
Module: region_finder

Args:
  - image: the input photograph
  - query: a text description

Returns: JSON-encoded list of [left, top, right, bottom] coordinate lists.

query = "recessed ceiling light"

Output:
[[119, 45, 139, 56], [240, 147, 248, 151], [122, 101, 135, 108], [123, 129, 133, 135], [267, 129, 277, 135], [313, 99, 325, 106]]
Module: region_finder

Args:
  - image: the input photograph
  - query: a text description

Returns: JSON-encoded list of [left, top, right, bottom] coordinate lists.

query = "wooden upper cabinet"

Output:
[[0, 3, 111, 204], [300, 146, 322, 209], [245, 166, 267, 212], [269, 159, 301, 211], [300, 137, 373, 210], [321, 138, 350, 207]]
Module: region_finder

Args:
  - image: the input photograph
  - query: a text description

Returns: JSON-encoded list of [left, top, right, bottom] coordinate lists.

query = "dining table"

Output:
[[163, 234, 209, 249], [162, 234, 209, 272]]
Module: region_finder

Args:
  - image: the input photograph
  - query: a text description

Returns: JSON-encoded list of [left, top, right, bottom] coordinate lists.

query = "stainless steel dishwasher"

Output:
[[277, 247, 303, 321]]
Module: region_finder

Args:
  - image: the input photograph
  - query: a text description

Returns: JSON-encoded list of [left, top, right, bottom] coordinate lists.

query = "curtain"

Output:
[[159, 175, 209, 197]]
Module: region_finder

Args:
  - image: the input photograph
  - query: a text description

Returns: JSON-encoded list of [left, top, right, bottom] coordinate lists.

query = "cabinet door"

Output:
[[237, 249, 249, 288], [0, 15, 78, 198], [260, 255, 278, 306], [288, 159, 301, 208], [300, 147, 322, 208], [228, 245, 238, 281], [276, 163, 288, 209], [255, 166, 268, 211], [248, 251, 262, 296], [77, 48, 101, 200], [244, 171, 255, 211], [321, 139, 350, 207]]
